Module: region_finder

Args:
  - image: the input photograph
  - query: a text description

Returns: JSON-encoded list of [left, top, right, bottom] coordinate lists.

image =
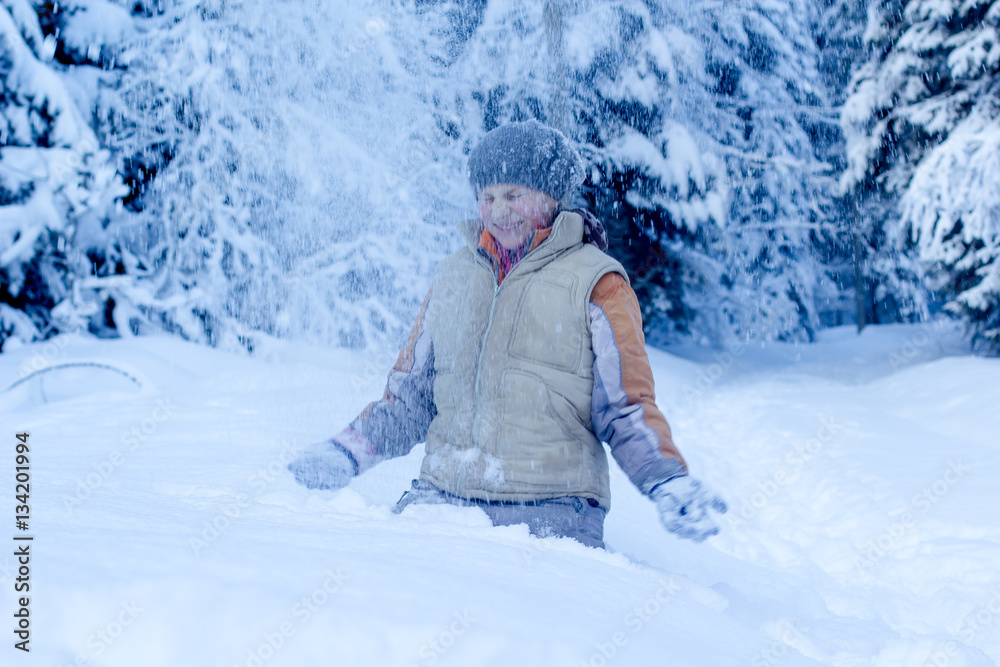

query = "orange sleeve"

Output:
[[347, 287, 437, 468], [590, 273, 685, 467]]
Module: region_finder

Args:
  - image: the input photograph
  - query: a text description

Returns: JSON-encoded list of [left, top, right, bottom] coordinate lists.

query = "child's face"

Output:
[[477, 184, 559, 250]]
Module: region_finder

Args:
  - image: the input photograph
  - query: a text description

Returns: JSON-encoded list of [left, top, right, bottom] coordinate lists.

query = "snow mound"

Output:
[[0, 325, 996, 666]]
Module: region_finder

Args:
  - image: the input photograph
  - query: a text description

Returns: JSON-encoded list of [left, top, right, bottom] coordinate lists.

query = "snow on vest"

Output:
[[422, 211, 627, 509]]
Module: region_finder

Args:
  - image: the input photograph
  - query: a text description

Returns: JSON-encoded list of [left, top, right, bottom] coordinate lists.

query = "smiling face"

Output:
[[477, 183, 560, 250]]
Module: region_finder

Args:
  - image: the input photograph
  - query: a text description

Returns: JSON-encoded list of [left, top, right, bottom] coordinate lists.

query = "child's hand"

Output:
[[650, 476, 727, 542], [287, 440, 359, 490]]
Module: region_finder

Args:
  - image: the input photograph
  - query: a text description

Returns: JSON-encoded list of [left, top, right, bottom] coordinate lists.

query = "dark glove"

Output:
[[287, 440, 359, 490], [650, 476, 727, 542]]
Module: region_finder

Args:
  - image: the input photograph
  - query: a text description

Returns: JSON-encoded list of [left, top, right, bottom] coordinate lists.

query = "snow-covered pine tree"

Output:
[[835, 0, 929, 329], [2, 0, 884, 354], [1, 0, 130, 350], [92, 0, 467, 351], [609, 0, 847, 343], [816, 0, 869, 94], [431, 0, 846, 344], [842, 0, 1000, 350], [88, 0, 288, 348], [813, 0, 870, 328]]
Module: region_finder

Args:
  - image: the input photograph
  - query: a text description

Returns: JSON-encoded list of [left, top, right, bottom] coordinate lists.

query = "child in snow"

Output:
[[289, 119, 726, 548]]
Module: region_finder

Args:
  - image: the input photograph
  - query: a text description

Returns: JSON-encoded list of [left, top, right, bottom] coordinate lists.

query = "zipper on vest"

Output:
[[470, 224, 556, 444], [472, 256, 502, 444], [474, 282, 502, 400]]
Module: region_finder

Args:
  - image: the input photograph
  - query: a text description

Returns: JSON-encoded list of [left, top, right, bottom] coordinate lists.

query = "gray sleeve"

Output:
[[347, 291, 437, 468], [590, 302, 686, 496]]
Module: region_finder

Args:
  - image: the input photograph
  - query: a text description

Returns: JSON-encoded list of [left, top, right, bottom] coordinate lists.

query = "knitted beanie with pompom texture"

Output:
[[467, 119, 585, 202]]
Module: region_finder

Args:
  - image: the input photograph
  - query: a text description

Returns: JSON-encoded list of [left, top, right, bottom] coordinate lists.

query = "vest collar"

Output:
[[458, 210, 584, 258]]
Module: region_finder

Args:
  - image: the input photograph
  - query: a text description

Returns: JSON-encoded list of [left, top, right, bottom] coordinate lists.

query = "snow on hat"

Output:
[[467, 119, 586, 201]]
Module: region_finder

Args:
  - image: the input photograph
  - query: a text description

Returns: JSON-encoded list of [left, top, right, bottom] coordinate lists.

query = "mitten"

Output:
[[287, 440, 359, 490], [650, 476, 727, 542]]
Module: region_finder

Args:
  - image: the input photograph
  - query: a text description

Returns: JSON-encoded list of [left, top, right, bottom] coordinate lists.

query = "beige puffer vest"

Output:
[[421, 211, 628, 508]]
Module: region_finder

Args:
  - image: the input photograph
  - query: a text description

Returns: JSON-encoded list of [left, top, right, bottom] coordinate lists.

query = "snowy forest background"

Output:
[[1, 0, 998, 356]]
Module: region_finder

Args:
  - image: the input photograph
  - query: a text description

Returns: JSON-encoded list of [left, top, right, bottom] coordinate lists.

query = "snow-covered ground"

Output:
[[0, 323, 997, 667]]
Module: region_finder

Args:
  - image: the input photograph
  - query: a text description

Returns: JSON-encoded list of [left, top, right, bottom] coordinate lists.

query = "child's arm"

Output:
[[589, 273, 727, 540], [339, 287, 437, 473], [588, 274, 688, 495], [289, 289, 435, 489]]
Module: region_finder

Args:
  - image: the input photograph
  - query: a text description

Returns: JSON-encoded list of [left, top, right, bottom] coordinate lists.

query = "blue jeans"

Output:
[[392, 478, 607, 549]]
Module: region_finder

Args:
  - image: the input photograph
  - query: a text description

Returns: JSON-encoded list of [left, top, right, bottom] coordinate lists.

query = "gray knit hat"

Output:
[[467, 119, 586, 201]]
